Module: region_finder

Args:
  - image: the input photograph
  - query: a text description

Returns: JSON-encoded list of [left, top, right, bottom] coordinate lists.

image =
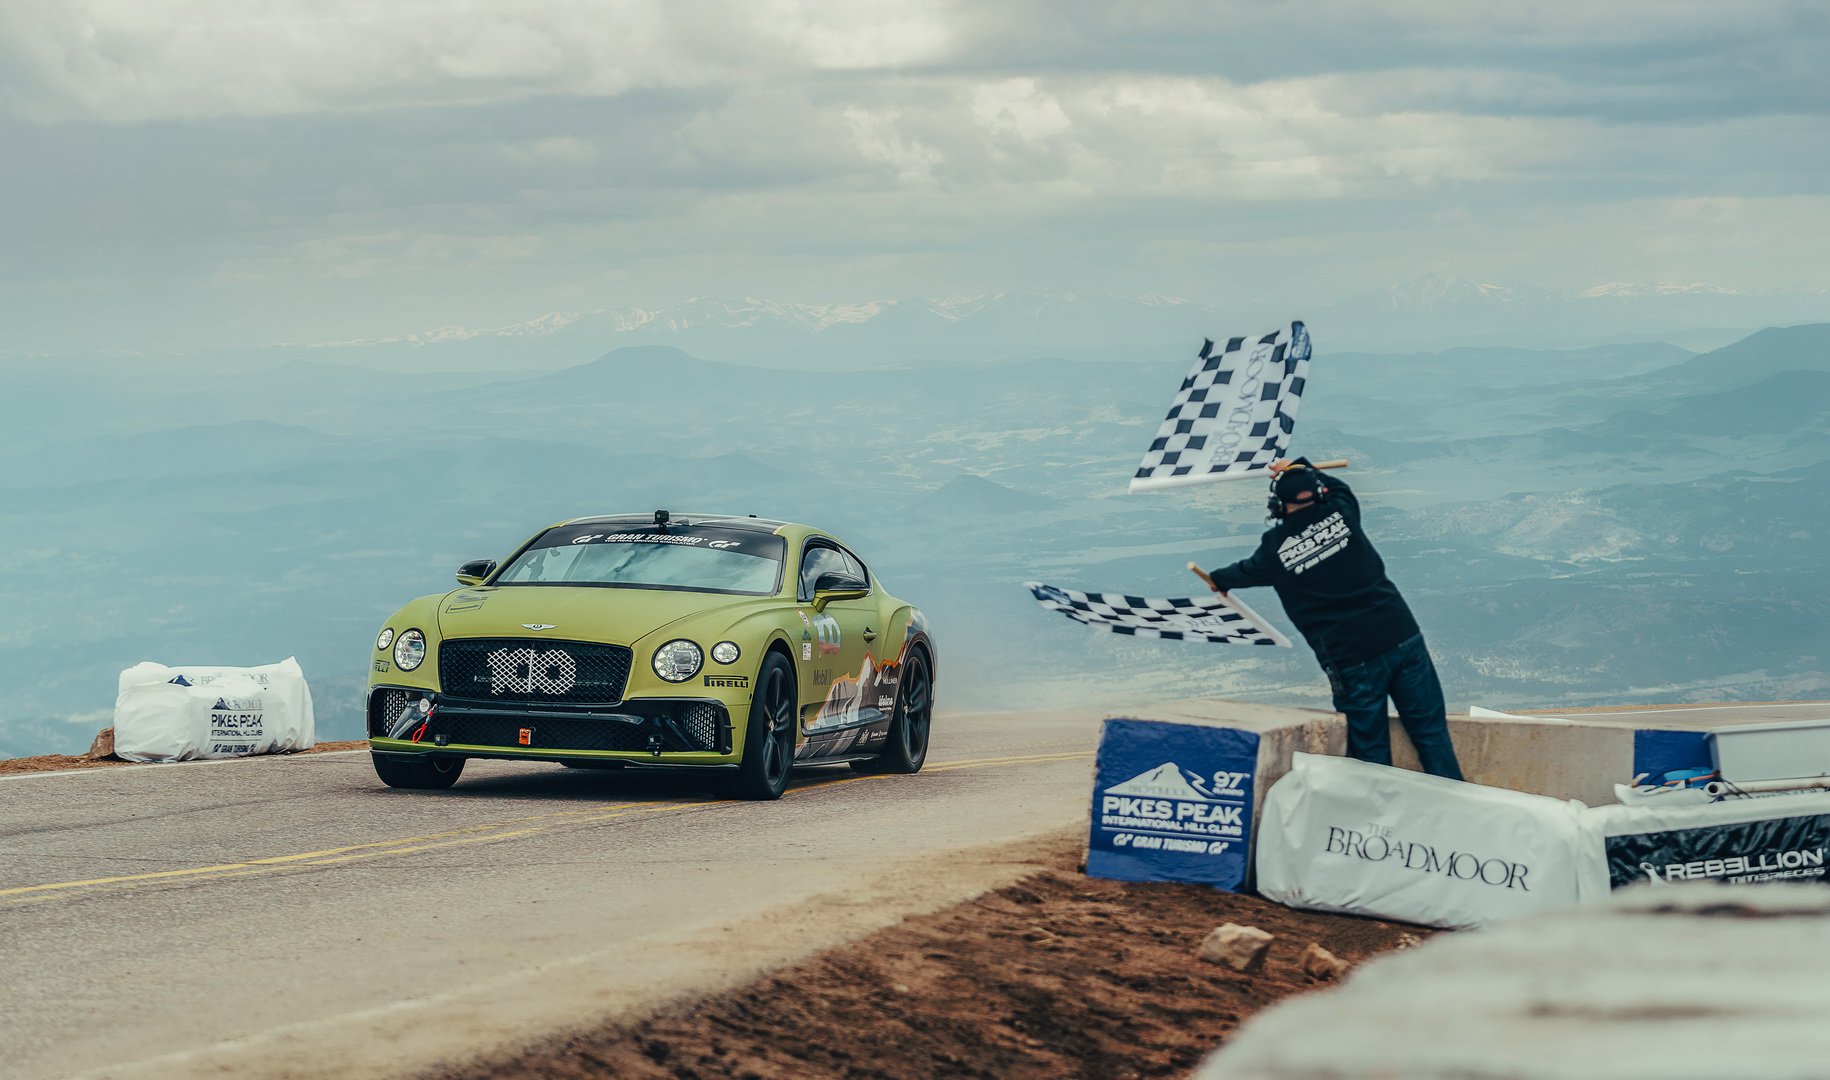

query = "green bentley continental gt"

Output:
[[366, 511, 935, 800]]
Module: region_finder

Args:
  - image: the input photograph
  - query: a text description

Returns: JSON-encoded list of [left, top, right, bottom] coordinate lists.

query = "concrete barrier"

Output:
[[1200, 881, 1830, 1079], [1390, 703, 1830, 806], [1085, 699, 1828, 893], [1388, 713, 1633, 805]]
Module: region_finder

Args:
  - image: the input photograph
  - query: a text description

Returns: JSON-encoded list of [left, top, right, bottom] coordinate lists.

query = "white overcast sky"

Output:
[[1, 0, 1826, 349]]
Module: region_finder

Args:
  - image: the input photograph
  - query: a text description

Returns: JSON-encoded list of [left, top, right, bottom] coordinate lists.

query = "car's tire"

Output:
[[372, 752, 466, 790], [720, 652, 797, 800], [870, 648, 932, 775]]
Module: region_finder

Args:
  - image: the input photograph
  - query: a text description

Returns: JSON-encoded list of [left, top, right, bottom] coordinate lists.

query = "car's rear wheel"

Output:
[[372, 752, 465, 790], [721, 652, 796, 800], [855, 648, 931, 775]]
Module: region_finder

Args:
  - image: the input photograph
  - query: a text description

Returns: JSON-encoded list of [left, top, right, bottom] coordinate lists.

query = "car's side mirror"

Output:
[[811, 570, 869, 612], [455, 558, 497, 586]]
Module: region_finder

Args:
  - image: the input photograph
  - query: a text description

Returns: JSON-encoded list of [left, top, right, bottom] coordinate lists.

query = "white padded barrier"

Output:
[[1256, 753, 1610, 930], [114, 657, 316, 762]]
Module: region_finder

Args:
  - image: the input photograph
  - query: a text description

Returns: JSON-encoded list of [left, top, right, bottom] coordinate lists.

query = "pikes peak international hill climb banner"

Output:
[[1026, 583, 1292, 647], [114, 658, 316, 762], [1087, 719, 1261, 891], [1130, 321, 1312, 493]]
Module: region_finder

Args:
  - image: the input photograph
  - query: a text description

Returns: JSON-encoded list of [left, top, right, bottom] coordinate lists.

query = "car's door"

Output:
[[795, 539, 876, 736]]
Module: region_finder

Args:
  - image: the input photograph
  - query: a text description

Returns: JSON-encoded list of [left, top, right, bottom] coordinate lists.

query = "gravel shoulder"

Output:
[[434, 832, 1428, 1080], [0, 739, 368, 774]]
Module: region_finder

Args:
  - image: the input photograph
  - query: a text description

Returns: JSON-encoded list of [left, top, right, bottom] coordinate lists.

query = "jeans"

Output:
[[1324, 633, 1463, 780]]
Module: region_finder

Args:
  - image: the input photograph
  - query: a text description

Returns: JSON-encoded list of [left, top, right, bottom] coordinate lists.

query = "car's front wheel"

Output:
[[721, 652, 797, 800], [372, 752, 466, 790]]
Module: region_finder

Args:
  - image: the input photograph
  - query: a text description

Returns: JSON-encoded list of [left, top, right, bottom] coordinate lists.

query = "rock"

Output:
[[1198, 923, 1273, 973], [85, 727, 116, 760], [1299, 942, 1350, 981]]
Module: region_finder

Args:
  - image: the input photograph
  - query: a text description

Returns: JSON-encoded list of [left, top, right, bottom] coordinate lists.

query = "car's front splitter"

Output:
[[369, 741, 740, 769]]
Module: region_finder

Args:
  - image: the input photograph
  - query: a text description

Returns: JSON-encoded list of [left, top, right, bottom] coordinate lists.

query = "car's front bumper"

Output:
[[366, 685, 737, 763]]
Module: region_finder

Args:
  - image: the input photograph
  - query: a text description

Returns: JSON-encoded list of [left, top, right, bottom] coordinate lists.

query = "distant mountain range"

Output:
[[245, 277, 1830, 372], [0, 322, 1825, 758]]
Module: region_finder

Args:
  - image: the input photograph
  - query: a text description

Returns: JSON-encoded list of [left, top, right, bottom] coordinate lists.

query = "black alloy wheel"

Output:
[[877, 649, 931, 774], [372, 752, 466, 790], [723, 653, 796, 800]]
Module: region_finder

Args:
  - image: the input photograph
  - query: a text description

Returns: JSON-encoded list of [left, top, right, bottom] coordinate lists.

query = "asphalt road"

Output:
[[0, 708, 1103, 1079]]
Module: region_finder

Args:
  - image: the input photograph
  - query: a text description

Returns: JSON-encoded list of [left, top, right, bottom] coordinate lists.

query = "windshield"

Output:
[[494, 524, 784, 595]]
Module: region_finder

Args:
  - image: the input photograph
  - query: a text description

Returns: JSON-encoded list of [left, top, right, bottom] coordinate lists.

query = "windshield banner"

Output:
[[533, 524, 782, 559]]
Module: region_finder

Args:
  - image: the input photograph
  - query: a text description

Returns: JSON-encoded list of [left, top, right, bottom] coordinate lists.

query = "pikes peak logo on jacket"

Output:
[[1277, 512, 1350, 575], [1325, 824, 1532, 891]]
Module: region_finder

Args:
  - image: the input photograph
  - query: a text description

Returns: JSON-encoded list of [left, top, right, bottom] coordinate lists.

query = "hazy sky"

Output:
[[2, 1, 1826, 349]]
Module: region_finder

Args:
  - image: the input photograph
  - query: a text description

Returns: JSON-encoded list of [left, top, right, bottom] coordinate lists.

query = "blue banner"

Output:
[[1087, 718, 1260, 890], [1633, 729, 1711, 783]]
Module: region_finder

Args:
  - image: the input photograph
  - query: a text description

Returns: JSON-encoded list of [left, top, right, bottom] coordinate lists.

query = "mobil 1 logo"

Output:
[[1087, 718, 1259, 891]]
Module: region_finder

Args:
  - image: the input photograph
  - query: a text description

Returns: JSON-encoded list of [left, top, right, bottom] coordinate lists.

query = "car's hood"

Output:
[[435, 586, 770, 644]]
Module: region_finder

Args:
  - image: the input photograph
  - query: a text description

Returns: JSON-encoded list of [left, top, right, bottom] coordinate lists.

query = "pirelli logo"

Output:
[[703, 675, 749, 688]]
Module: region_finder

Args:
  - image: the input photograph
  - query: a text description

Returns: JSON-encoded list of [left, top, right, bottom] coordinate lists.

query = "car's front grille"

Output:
[[368, 688, 414, 738], [680, 702, 722, 751], [438, 638, 632, 706]]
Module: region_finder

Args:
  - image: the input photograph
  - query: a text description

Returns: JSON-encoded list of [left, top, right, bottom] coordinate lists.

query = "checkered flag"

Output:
[[1129, 321, 1312, 493], [1026, 582, 1292, 647]]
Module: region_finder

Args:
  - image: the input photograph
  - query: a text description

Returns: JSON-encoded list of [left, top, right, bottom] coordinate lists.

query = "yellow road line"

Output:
[[0, 801, 665, 899], [927, 750, 1092, 771], [2, 751, 1092, 902]]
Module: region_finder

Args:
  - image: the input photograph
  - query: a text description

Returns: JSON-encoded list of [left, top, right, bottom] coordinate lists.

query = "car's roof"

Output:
[[561, 512, 805, 536]]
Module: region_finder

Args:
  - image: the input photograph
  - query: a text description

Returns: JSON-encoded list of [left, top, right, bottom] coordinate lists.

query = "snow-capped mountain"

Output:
[[1578, 282, 1747, 299]]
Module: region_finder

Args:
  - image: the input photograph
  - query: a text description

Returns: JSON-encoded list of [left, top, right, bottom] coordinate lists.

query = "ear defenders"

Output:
[[1266, 465, 1329, 521]]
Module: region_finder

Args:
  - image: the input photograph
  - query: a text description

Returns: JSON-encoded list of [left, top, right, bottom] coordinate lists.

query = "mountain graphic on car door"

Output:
[[806, 596, 875, 731]]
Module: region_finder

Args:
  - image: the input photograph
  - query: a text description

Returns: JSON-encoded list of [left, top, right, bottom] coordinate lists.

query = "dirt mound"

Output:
[[438, 842, 1426, 1079]]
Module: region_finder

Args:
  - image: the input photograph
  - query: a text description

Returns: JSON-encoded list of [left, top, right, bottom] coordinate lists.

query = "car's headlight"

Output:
[[394, 629, 427, 671], [711, 640, 740, 665], [652, 639, 703, 682], [376, 627, 395, 651]]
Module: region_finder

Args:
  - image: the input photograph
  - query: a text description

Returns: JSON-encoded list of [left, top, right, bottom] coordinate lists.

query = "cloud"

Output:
[[0, 0, 970, 123], [0, 0, 1824, 349], [11, 1, 1818, 126], [0, 0, 706, 121], [943, 1, 1830, 122]]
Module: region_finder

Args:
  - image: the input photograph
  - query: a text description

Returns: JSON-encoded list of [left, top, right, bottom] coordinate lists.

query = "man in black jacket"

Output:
[[1206, 459, 1463, 779]]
